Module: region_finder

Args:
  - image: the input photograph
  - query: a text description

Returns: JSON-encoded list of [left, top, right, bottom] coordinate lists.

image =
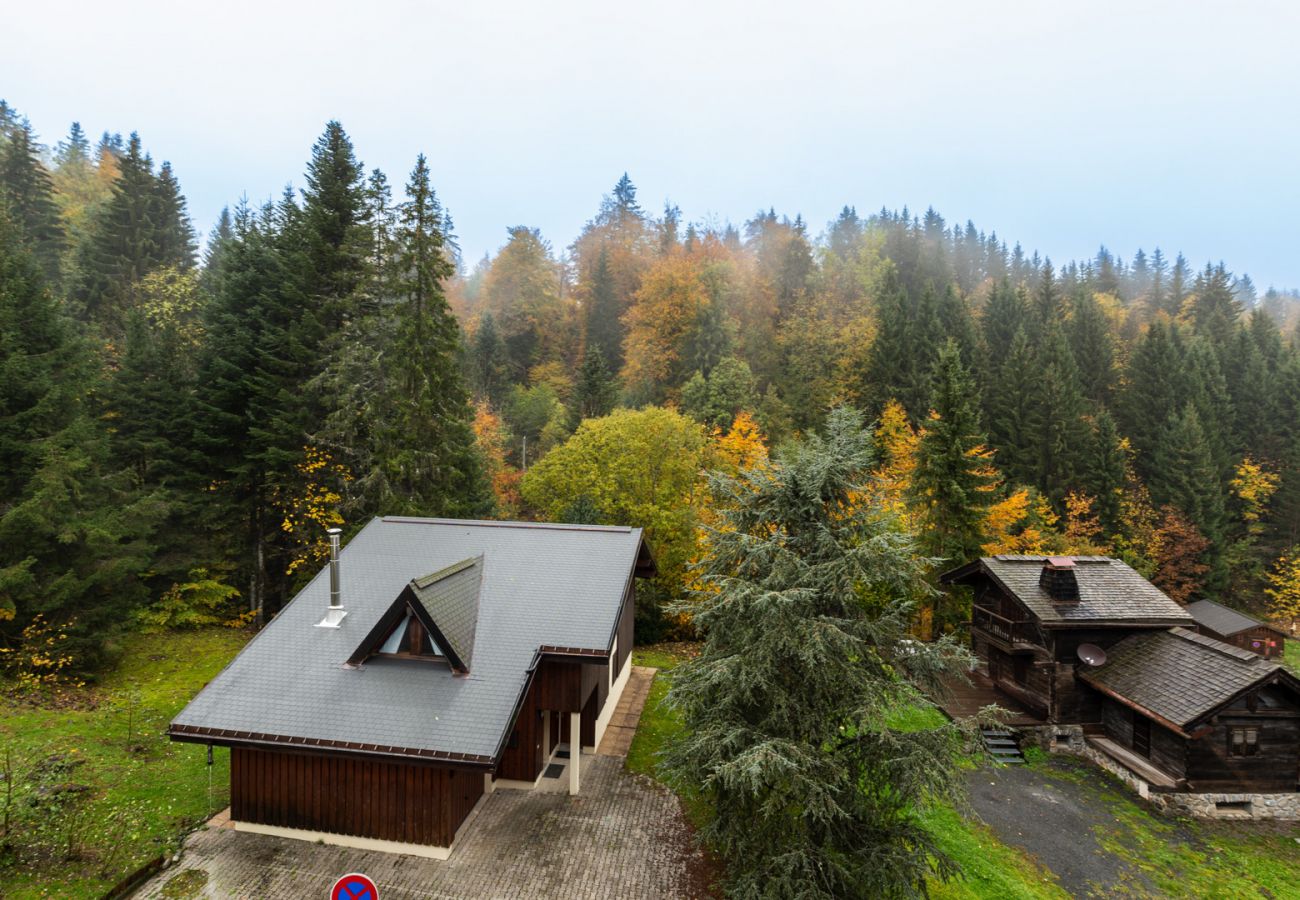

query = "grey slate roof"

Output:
[[1186, 598, 1279, 639], [409, 555, 483, 669], [954, 556, 1194, 626], [171, 517, 645, 761], [1079, 627, 1284, 729]]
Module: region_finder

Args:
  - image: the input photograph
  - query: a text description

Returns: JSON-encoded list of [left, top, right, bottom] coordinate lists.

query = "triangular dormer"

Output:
[[347, 555, 483, 673]]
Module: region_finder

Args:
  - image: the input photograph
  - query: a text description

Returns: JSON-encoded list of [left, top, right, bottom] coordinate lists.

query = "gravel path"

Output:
[[964, 758, 1158, 897]]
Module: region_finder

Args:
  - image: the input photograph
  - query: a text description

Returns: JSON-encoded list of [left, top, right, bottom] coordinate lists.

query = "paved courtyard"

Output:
[[135, 668, 711, 899]]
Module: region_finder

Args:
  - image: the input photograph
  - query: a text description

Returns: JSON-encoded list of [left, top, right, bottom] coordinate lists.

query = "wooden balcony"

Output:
[[971, 606, 1040, 651]]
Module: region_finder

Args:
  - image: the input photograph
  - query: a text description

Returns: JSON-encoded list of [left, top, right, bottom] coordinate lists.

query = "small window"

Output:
[[610, 636, 619, 689], [1229, 727, 1259, 757]]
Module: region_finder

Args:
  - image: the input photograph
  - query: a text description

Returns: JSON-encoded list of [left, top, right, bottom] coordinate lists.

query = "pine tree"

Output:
[[912, 340, 999, 562], [569, 345, 618, 427], [0, 121, 65, 284], [664, 407, 972, 898]]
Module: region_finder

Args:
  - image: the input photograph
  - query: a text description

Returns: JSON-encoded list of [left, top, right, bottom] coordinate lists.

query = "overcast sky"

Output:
[[7, 0, 1300, 287]]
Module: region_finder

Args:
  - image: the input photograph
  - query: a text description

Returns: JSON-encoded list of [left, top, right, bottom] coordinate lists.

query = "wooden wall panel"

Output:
[[230, 748, 482, 847]]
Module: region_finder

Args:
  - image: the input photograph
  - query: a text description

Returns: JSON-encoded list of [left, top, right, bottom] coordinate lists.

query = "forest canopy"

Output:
[[3, 97, 1300, 671]]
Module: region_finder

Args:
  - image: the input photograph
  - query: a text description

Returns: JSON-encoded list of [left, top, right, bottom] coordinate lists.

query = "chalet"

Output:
[[942, 555, 1300, 819], [1186, 598, 1286, 659], [169, 516, 655, 858]]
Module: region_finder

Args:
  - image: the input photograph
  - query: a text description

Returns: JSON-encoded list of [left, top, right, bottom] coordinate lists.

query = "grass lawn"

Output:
[[0, 627, 249, 899]]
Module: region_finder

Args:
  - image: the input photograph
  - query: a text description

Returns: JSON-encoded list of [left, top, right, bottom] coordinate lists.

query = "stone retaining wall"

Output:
[[1010, 725, 1300, 820]]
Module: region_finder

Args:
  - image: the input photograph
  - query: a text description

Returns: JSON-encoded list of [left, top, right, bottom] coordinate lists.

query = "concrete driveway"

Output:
[[135, 668, 710, 899]]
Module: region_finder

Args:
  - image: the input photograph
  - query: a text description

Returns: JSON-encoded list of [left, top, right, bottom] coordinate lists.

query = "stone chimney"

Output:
[[316, 527, 348, 628], [1040, 556, 1079, 602]]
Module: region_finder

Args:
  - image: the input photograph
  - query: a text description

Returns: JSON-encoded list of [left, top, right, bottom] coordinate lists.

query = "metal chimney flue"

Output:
[[316, 527, 348, 628]]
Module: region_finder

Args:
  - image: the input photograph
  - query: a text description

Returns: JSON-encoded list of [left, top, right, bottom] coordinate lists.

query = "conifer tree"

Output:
[[985, 327, 1040, 486], [369, 154, 485, 516], [1034, 324, 1091, 505], [299, 121, 371, 326], [0, 121, 64, 284], [1086, 409, 1127, 537], [0, 212, 82, 501], [912, 340, 998, 562], [583, 246, 622, 370], [1068, 289, 1115, 403], [468, 311, 509, 406], [152, 161, 197, 270], [664, 407, 972, 898], [569, 345, 618, 427], [73, 132, 191, 331], [1149, 403, 1227, 553]]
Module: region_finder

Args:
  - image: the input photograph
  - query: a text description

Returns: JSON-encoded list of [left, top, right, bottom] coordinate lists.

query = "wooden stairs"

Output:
[[981, 727, 1025, 764]]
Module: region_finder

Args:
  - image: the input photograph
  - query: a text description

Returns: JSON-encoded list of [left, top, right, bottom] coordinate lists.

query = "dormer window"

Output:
[[347, 555, 482, 674], [377, 611, 445, 659]]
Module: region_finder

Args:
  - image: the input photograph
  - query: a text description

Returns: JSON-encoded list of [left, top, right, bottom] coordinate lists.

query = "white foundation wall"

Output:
[[589, 653, 632, 751]]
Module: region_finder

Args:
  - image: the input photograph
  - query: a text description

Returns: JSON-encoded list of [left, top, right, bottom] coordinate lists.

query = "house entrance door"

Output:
[[1132, 712, 1151, 757]]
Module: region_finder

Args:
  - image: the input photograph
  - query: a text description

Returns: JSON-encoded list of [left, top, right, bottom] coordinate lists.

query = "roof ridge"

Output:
[[1168, 626, 1268, 664], [382, 516, 634, 534], [412, 555, 479, 589]]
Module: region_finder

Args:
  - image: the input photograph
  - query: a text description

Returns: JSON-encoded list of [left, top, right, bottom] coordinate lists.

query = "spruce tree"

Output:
[[1068, 289, 1115, 404], [1149, 403, 1227, 553], [570, 345, 618, 427], [73, 132, 184, 331], [1035, 324, 1091, 505], [664, 407, 972, 899], [0, 121, 64, 285], [299, 121, 371, 327], [912, 339, 998, 562], [0, 211, 81, 501], [583, 246, 622, 370], [985, 327, 1040, 487], [370, 154, 485, 516], [152, 160, 197, 271], [468, 311, 509, 406], [1086, 408, 1127, 537]]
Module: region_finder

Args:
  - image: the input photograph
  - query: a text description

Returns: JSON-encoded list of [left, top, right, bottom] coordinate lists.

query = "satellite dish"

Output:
[[1077, 643, 1108, 666]]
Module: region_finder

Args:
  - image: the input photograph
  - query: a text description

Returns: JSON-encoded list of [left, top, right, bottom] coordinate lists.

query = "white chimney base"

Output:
[[315, 607, 348, 628]]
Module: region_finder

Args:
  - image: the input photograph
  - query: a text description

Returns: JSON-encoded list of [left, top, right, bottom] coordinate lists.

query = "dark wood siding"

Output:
[[498, 676, 545, 781], [231, 748, 482, 847], [1198, 624, 1286, 659], [1100, 698, 1187, 779]]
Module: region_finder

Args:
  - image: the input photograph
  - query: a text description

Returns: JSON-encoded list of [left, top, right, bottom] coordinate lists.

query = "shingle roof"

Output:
[[1186, 598, 1280, 639], [409, 556, 483, 669], [947, 556, 1194, 626], [170, 517, 646, 761], [1079, 627, 1284, 729]]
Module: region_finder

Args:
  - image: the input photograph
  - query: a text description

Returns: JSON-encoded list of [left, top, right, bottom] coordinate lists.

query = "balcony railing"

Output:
[[971, 605, 1038, 647]]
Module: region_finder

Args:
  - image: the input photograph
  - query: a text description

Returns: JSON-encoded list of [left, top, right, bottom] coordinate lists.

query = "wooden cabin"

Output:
[[1186, 598, 1286, 659], [943, 555, 1300, 804], [170, 516, 654, 858], [941, 555, 1194, 724], [1079, 628, 1300, 793]]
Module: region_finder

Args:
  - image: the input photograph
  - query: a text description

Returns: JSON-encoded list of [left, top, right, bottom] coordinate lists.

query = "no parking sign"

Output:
[[331, 872, 379, 900]]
